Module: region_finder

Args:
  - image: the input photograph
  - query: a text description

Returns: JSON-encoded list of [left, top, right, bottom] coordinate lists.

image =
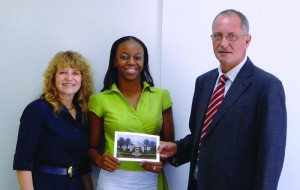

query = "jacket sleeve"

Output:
[[169, 134, 194, 167], [254, 77, 287, 190]]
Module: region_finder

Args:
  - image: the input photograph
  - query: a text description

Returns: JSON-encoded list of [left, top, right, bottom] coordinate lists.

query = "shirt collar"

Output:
[[105, 81, 154, 93], [218, 55, 248, 82]]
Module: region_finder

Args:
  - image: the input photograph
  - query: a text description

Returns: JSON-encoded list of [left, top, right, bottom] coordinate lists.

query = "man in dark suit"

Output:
[[158, 9, 286, 190]]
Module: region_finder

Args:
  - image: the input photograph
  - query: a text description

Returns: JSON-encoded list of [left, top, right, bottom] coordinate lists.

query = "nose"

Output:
[[65, 73, 73, 80], [127, 57, 135, 65], [220, 36, 229, 48]]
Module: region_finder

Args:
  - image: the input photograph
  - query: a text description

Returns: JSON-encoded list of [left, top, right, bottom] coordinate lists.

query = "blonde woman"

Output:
[[13, 51, 95, 190]]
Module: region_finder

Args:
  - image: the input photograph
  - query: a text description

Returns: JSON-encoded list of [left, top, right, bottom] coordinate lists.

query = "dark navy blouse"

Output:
[[13, 99, 91, 190]]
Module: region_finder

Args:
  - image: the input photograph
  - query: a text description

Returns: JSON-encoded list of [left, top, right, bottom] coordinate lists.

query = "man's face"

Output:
[[212, 14, 251, 72]]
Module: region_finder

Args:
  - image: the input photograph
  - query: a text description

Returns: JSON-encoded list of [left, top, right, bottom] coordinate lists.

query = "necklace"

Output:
[[67, 104, 74, 111]]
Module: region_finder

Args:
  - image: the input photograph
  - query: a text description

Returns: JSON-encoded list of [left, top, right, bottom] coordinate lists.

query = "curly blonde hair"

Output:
[[43, 51, 94, 124]]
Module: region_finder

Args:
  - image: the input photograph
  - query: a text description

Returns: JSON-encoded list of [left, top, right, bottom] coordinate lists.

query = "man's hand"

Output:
[[157, 141, 177, 159]]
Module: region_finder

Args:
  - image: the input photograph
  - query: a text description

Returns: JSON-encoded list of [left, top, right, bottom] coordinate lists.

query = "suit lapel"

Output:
[[205, 58, 255, 137], [193, 71, 219, 142]]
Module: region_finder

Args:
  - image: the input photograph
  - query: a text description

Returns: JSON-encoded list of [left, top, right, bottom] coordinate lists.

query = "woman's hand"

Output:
[[96, 155, 120, 172], [140, 161, 163, 173]]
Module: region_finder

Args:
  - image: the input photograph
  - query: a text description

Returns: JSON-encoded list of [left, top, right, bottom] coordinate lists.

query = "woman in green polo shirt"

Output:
[[88, 36, 175, 190]]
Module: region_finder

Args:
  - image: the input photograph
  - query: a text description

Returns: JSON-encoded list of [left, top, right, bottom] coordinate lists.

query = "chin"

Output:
[[217, 55, 232, 63]]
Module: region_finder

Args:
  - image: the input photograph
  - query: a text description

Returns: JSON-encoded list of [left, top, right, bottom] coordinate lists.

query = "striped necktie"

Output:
[[197, 74, 228, 160]]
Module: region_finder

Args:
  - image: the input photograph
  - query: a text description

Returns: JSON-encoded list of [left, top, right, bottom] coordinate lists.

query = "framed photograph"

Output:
[[113, 131, 160, 162]]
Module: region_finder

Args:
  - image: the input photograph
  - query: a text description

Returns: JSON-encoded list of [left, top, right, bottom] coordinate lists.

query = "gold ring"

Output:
[[153, 166, 156, 170]]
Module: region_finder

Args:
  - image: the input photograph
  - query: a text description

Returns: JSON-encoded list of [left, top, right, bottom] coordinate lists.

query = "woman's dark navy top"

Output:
[[13, 99, 91, 190]]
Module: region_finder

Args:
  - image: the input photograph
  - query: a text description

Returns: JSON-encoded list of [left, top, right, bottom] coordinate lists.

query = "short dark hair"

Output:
[[101, 36, 154, 92], [212, 9, 250, 34]]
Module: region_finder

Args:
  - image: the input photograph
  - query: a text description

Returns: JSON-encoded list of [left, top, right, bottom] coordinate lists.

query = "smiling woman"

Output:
[[55, 66, 82, 118], [13, 51, 95, 190], [115, 39, 144, 76], [55, 67, 82, 98], [88, 36, 175, 190]]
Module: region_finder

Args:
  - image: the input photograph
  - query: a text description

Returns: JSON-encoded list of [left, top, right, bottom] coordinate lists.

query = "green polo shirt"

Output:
[[88, 82, 172, 171]]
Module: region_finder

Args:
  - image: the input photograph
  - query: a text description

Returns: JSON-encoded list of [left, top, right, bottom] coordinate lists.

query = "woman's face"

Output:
[[115, 39, 144, 82], [55, 66, 82, 99]]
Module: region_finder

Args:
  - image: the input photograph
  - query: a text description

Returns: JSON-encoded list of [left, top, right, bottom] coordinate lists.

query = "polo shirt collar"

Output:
[[106, 81, 154, 93]]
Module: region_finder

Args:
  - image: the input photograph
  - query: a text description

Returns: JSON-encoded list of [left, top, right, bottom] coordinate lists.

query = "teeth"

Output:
[[63, 83, 74, 86], [127, 68, 136, 73]]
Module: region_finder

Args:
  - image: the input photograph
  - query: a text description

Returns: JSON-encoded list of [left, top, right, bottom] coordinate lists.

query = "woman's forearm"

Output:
[[16, 170, 34, 190], [81, 173, 94, 190]]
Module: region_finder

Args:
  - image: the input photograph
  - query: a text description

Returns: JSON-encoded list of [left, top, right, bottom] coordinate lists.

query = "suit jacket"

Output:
[[171, 58, 287, 190]]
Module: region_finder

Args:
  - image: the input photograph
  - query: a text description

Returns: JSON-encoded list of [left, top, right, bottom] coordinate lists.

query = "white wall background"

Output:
[[1, 0, 299, 189]]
